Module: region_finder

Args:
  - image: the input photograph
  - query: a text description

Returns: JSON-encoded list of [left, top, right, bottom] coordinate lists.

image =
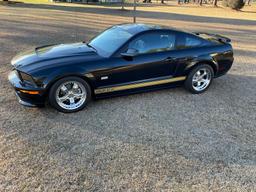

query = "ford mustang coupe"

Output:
[[8, 24, 233, 113]]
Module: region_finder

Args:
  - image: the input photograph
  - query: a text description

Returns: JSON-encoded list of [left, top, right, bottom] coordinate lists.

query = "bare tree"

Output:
[[213, 0, 218, 6]]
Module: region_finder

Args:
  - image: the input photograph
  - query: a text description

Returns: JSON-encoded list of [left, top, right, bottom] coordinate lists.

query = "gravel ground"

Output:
[[0, 3, 256, 191]]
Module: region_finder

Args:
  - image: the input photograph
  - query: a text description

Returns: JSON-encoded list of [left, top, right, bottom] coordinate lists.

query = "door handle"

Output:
[[165, 57, 177, 62]]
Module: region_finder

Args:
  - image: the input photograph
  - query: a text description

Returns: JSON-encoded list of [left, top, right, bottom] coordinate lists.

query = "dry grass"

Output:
[[0, 2, 256, 191], [6, 0, 256, 20]]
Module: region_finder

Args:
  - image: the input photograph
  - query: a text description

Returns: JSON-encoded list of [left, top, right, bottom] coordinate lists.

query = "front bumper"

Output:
[[15, 93, 37, 107], [8, 70, 46, 107]]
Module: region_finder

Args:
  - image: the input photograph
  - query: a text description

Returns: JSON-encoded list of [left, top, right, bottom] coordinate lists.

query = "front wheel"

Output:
[[49, 77, 91, 113], [184, 64, 214, 94]]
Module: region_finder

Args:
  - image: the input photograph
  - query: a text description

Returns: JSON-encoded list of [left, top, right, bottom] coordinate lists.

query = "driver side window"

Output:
[[128, 32, 176, 54]]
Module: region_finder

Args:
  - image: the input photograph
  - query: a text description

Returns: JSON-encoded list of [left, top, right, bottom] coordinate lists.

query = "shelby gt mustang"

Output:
[[8, 24, 234, 113]]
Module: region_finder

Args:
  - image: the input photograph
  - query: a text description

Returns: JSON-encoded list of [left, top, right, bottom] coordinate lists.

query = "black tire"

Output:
[[48, 76, 91, 113], [184, 64, 214, 94]]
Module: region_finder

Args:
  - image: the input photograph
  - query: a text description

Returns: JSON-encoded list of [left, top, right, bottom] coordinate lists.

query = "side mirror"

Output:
[[121, 48, 139, 58]]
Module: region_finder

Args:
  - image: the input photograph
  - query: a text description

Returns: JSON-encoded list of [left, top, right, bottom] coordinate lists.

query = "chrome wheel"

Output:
[[56, 81, 86, 110], [192, 68, 212, 92]]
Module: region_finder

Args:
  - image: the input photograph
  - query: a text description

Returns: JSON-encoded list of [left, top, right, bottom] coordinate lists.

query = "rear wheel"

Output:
[[184, 64, 214, 94], [49, 77, 91, 113]]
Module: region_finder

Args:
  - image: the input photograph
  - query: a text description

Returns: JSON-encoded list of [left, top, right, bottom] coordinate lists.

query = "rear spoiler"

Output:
[[194, 32, 231, 43]]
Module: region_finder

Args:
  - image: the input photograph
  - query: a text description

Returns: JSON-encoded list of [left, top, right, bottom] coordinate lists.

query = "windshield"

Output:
[[89, 26, 133, 57]]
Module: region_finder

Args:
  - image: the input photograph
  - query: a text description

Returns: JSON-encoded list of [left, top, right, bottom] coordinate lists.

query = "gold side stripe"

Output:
[[94, 76, 186, 94]]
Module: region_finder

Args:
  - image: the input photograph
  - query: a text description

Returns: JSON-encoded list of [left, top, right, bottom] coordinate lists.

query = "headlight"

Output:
[[19, 71, 36, 86]]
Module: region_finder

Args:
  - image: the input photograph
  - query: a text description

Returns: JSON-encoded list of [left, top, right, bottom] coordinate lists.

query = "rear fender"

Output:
[[184, 54, 218, 76]]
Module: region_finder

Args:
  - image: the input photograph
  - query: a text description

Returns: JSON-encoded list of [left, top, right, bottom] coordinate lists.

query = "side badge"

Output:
[[100, 76, 109, 80]]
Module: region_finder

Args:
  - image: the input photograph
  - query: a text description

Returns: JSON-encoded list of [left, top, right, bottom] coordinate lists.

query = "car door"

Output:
[[94, 31, 179, 87]]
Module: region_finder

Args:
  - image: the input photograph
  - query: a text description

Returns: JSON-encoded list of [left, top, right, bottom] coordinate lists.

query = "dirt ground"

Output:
[[0, 2, 256, 191]]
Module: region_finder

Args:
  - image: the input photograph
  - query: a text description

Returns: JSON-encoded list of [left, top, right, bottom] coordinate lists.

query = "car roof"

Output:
[[115, 23, 179, 35]]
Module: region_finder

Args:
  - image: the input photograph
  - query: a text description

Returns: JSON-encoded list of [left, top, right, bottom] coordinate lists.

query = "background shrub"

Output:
[[222, 0, 245, 10], [229, 0, 245, 9]]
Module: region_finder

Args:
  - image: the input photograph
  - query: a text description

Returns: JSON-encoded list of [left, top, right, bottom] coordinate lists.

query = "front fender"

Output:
[[37, 66, 95, 90]]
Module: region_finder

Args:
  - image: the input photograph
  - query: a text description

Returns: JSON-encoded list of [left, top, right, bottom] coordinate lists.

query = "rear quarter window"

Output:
[[185, 36, 203, 47], [177, 33, 207, 50]]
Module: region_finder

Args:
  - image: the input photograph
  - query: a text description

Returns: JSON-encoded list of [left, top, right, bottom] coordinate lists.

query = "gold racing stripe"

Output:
[[94, 76, 186, 94]]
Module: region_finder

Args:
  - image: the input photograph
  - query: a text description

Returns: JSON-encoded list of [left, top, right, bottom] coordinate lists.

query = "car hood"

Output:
[[11, 42, 97, 69]]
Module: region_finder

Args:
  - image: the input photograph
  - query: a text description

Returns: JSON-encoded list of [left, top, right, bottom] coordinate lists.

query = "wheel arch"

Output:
[[196, 61, 217, 75], [44, 73, 95, 97], [185, 59, 218, 77]]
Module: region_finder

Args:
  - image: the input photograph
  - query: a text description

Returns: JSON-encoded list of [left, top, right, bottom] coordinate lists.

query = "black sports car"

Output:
[[8, 23, 234, 113]]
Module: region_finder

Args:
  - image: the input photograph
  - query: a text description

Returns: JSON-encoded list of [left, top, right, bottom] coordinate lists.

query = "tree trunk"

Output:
[[161, 0, 164, 3], [121, 0, 125, 10], [213, 0, 217, 6], [247, 0, 251, 5], [133, 0, 136, 23]]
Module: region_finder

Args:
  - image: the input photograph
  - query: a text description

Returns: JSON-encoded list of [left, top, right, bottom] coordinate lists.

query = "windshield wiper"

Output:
[[86, 43, 97, 53]]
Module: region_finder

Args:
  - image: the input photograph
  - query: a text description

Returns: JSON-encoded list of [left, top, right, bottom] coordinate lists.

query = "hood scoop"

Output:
[[35, 43, 95, 58]]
